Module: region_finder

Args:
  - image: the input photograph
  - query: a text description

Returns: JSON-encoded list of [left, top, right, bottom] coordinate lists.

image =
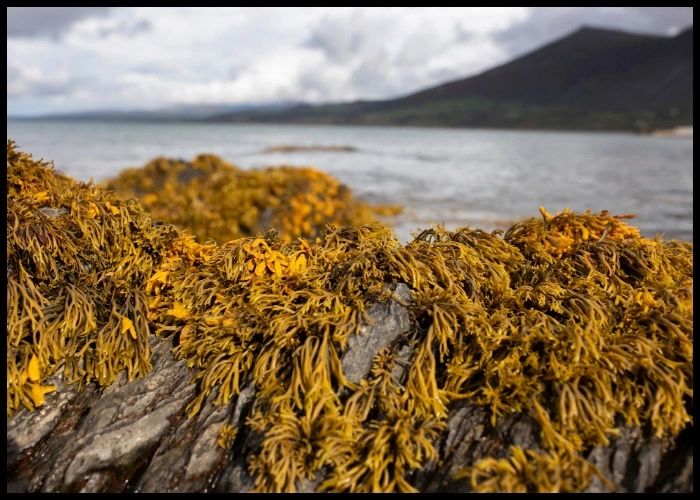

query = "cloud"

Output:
[[616, 7, 694, 34], [6, 7, 693, 116], [395, 31, 443, 67], [96, 18, 152, 38], [299, 8, 524, 101], [7, 7, 114, 40], [303, 10, 385, 65], [296, 65, 350, 103], [454, 22, 475, 43], [6, 8, 527, 114], [7, 63, 79, 99], [493, 7, 694, 59]]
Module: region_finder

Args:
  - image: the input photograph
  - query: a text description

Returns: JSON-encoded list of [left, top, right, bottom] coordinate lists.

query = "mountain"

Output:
[[211, 25, 693, 131], [18, 25, 692, 131], [15, 102, 299, 122]]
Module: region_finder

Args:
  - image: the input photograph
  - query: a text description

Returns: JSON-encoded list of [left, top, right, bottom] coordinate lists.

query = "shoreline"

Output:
[[647, 125, 693, 138]]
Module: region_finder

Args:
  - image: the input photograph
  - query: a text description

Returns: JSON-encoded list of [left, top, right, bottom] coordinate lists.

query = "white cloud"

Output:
[[6, 7, 693, 116], [7, 7, 114, 40], [492, 7, 694, 58], [7, 63, 74, 99]]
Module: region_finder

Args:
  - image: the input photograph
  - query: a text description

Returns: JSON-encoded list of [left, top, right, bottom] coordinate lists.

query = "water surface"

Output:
[[7, 120, 693, 243]]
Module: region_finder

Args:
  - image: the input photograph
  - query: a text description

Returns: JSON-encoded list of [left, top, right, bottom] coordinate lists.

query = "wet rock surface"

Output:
[[6, 293, 693, 493], [340, 283, 412, 385]]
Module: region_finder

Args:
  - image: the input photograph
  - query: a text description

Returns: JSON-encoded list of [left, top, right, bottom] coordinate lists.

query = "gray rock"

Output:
[[341, 283, 411, 385], [38, 207, 69, 219]]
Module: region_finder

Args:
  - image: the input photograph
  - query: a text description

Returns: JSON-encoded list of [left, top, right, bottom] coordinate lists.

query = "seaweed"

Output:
[[455, 445, 615, 493], [105, 154, 401, 243], [146, 217, 691, 492], [6, 140, 180, 414]]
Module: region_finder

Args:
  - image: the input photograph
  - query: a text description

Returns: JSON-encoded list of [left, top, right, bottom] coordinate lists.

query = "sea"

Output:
[[6, 119, 693, 244]]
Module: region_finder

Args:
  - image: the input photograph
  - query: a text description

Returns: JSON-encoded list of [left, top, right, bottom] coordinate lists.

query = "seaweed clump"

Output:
[[147, 224, 448, 492], [105, 154, 401, 244], [6, 140, 187, 414], [455, 445, 613, 492], [146, 207, 692, 492]]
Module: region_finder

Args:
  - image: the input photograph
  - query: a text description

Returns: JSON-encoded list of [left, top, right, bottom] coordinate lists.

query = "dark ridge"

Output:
[[387, 26, 672, 109], [210, 25, 692, 131]]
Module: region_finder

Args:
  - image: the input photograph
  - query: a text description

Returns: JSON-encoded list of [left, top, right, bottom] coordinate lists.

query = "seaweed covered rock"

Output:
[[144, 219, 691, 493], [105, 153, 400, 244], [7, 140, 186, 416], [6, 141, 693, 493]]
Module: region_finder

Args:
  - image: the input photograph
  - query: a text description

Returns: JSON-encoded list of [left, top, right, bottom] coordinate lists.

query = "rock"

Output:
[[6, 292, 693, 493], [7, 339, 195, 493], [38, 207, 69, 219], [340, 283, 412, 385]]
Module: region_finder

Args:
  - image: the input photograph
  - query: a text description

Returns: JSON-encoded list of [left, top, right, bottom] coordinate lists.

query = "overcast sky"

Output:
[[7, 7, 693, 116]]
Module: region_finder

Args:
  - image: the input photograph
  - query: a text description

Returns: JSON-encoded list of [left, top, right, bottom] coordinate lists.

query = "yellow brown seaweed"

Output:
[[7, 140, 181, 414], [147, 219, 691, 492], [105, 153, 401, 243], [455, 445, 615, 493]]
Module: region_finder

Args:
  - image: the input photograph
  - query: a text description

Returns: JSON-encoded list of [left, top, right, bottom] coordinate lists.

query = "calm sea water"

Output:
[[7, 119, 693, 244]]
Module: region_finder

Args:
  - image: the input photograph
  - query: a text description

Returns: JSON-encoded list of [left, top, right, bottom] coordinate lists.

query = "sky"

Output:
[[7, 7, 694, 117]]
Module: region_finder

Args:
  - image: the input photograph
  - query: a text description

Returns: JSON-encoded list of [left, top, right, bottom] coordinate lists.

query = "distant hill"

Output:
[[14, 102, 300, 122], [211, 25, 693, 131]]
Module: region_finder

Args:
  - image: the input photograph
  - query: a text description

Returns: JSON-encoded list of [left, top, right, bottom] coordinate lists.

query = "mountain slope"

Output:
[[389, 27, 665, 109], [213, 26, 693, 131]]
